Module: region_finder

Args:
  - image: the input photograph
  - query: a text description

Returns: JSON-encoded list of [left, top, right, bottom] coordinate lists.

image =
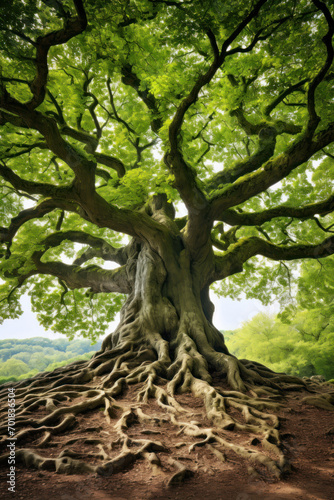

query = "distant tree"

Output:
[[0, 337, 102, 381], [228, 312, 334, 379], [0, 376, 17, 385], [11, 352, 34, 365], [0, 358, 29, 377], [53, 338, 70, 352]]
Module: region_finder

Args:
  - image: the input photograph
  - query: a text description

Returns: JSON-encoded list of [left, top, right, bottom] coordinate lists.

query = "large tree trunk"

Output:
[[96, 223, 291, 393], [97, 240, 256, 395]]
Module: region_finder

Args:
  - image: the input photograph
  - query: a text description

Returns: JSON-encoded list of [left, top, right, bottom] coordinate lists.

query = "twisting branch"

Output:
[[214, 234, 334, 282], [59, 125, 98, 153], [78, 72, 102, 144], [0, 161, 73, 198], [121, 64, 162, 133], [4, 231, 132, 294], [30, 258, 132, 294], [46, 88, 100, 153], [0, 1, 87, 111], [209, 121, 334, 220], [0, 199, 83, 250], [0, 92, 98, 198], [230, 106, 302, 136], [206, 126, 277, 189], [29, 232, 132, 294], [44, 90, 126, 176], [36, 230, 128, 266], [93, 153, 125, 178], [214, 193, 334, 227], [306, 0, 334, 136], [26, 0, 87, 109]]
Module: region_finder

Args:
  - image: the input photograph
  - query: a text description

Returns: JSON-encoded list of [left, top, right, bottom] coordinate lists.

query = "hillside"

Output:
[[0, 337, 102, 384]]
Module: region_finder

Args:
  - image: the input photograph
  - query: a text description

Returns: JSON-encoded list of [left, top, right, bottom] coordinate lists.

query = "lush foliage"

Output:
[[228, 307, 334, 379], [0, 337, 101, 384], [0, 0, 333, 343]]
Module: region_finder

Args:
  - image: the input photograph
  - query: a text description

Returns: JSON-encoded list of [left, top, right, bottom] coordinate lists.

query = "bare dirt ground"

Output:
[[0, 382, 333, 500]]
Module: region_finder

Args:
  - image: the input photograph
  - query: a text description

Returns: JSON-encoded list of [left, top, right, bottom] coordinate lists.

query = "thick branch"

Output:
[[210, 121, 334, 219], [25, 231, 132, 293], [230, 107, 302, 136], [32, 259, 132, 294], [306, 0, 334, 136], [0, 99, 96, 199], [60, 125, 98, 153], [27, 0, 87, 109], [0, 161, 72, 198], [36, 230, 127, 266], [214, 234, 334, 281], [163, 152, 209, 216], [215, 194, 334, 227], [206, 126, 277, 189], [59, 125, 125, 177], [93, 153, 125, 178], [0, 200, 82, 248], [0, 158, 141, 247]]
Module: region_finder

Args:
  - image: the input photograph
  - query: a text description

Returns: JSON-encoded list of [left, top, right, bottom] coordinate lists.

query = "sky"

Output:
[[0, 291, 276, 342]]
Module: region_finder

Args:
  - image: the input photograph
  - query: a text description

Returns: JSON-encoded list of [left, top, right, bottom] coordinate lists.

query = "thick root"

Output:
[[0, 334, 329, 485]]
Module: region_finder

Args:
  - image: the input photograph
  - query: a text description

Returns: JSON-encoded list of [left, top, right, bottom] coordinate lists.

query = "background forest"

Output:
[[225, 252, 334, 381], [0, 337, 101, 385]]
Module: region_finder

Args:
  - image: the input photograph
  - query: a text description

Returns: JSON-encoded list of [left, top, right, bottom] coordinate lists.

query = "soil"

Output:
[[0, 383, 333, 500]]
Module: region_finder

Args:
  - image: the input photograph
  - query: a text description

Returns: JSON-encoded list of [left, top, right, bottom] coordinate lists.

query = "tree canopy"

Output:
[[0, 0, 334, 340]]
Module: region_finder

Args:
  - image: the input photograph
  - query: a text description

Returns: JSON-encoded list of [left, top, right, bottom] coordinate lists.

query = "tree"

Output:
[[0, 0, 334, 482], [0, 358, 29, 378], [228, 311, 334, 379]]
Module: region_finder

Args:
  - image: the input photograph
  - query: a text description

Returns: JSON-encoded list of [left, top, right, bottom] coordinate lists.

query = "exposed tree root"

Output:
[[1, 334, 325, 488], [302, 393, 334, 411]]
